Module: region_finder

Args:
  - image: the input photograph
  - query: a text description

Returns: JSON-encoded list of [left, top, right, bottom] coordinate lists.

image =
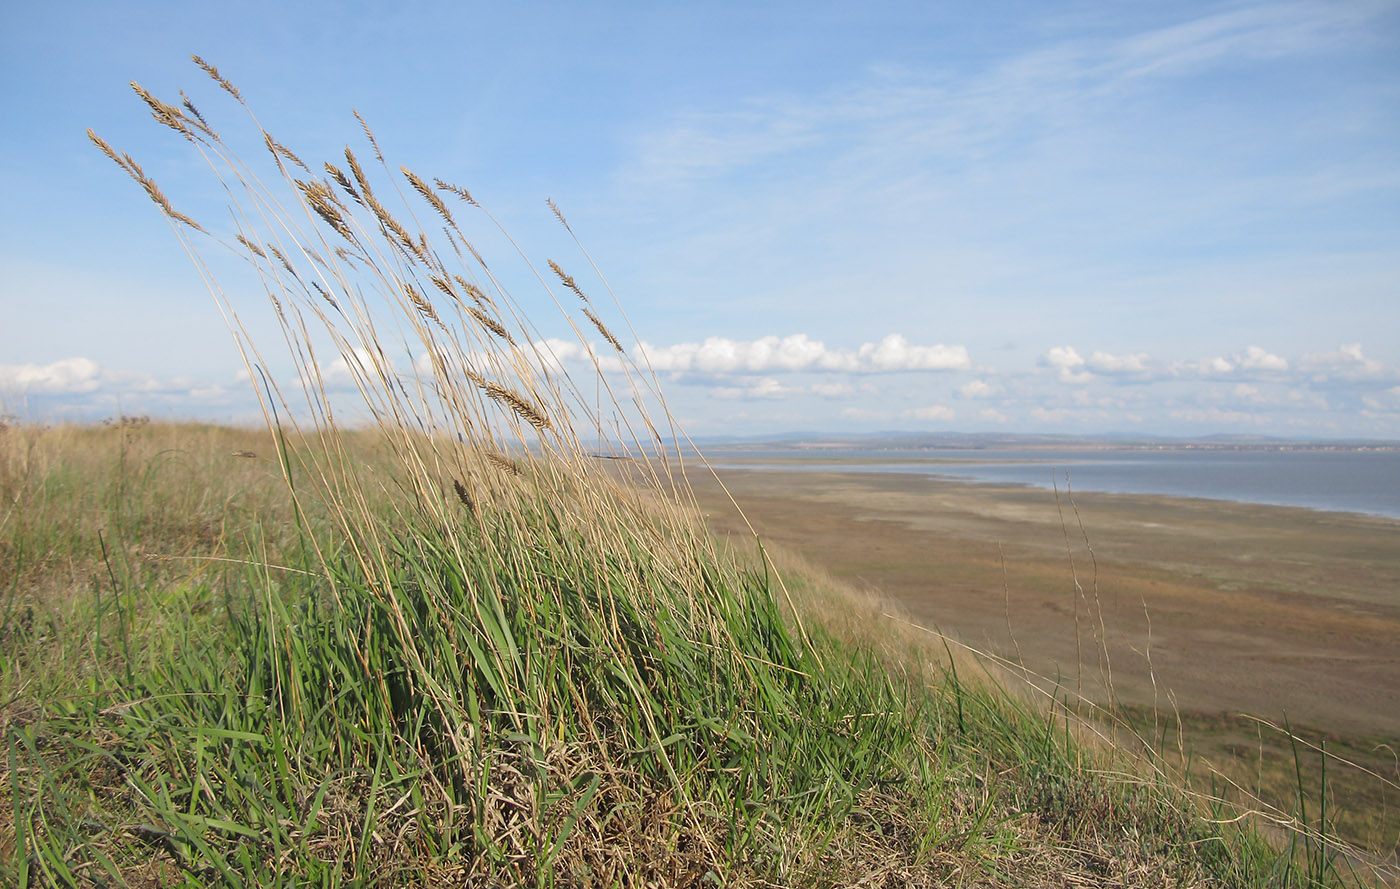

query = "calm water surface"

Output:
[[710, 448, 1400, 520]]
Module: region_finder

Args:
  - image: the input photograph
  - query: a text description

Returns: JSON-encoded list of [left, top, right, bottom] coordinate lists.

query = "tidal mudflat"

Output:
[[690, 464, 1400, 851]]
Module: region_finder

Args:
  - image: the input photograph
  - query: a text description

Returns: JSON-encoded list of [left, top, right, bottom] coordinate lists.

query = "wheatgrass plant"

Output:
[[1, 57, 1369, 888]]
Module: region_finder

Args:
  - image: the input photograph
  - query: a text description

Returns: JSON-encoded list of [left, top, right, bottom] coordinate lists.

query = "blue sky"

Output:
[[2, 0, 1398, 437]]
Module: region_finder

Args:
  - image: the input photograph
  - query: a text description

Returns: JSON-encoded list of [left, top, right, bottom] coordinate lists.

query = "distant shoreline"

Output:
[[700, 449, 1400, 521]]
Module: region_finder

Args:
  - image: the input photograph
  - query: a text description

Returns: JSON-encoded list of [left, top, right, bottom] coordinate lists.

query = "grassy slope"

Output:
[[0, 420, 1350, 887]]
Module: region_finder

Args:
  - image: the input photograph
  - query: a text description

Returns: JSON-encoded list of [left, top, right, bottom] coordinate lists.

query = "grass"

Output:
[[0, 57, 1390, 885]]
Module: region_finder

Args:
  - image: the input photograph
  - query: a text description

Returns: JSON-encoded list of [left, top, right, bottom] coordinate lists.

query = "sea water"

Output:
[[710, 447, 1400, 520]]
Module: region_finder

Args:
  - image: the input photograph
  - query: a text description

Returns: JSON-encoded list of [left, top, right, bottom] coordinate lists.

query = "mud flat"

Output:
[[689, 464, 1400, 850]]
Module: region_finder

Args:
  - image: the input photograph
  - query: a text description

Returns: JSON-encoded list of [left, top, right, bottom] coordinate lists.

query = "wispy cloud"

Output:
[[630, 2, 1388, 190]]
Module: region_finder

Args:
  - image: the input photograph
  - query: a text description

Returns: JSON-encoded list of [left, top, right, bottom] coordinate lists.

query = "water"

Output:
[[709, 447, 1400, 520]]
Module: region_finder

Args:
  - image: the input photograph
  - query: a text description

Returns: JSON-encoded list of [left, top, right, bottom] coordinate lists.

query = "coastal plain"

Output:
[[689, 462, 1400, 851]]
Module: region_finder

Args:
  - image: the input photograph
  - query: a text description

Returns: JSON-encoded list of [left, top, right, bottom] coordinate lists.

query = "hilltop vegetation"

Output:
[[0, 419, 1328, 887]]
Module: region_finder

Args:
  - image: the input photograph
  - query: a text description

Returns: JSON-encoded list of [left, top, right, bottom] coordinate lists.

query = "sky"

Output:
[[2, 0, 1398, 439]]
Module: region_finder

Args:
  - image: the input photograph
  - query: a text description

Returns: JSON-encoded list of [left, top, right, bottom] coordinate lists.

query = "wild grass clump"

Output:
[[0, 58, 1376, 887]]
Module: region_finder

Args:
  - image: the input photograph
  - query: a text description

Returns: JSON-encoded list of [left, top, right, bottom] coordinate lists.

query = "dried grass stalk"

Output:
[[584, 307, 624, 354], [192, 54, 241, 100], [435, 179, 479, 207], [468, 307, 516, 346], [549, 260, 589, 303], [403, 167, 455, 226]]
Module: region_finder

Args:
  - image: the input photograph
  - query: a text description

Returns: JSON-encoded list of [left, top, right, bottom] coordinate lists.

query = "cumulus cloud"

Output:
[[857, 335, 971, 372], [1301, 343, 1387, 379], [0, 356, 250, 418], [713, 376, 795, 400], [1236, 345, 1288, 372], [0, 357, 103, 394], [315, 348, 385, 390], [1043, 346, 1093, 383], [635, 333, 970, 375], [958, 379, 1001, 398], [1172, 346, 1288, 378], [1086, 350, 1150, 375], [978, 407, 1008, 423]]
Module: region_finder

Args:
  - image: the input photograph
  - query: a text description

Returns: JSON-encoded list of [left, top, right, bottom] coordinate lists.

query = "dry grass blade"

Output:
[[192, 54, 241, 100], [324, 162, 363, 205], [363, 188, 421, 259], [403, 167, 455, 226], [488, 383, 550, 431], [353, 109, 383, 162], [454, 276, 493, 308], [429, 275, 456, 299], [345, 147, 375, 199], [404, 283, 447, 333], [297, 178, 354, 240], [267, 245, 299, 279], [484, 450, 523, 476], [468, 307, 516, 346], [435, 178, 479, 207], [236, 234, 268, 259], [179, 90, 216, 137], [89, 133, 207, 233], [548, 260, 589, 303], [311, 281, 340, 310], [584, 307, 624, 354], [267, 134, 311, 172], [547, 197, 572, 233], [87, 129, 132, 174], [130, 81, 194, 140]]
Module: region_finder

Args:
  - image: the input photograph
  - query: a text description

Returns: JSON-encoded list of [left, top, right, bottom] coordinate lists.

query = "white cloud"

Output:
[[811, 381, 856, 398], [1236, 345, 1288, 372], [713, 376, 794, 400], [0, 357, 103, 394], [979, 407, 1008, 423], [1173, 347, 1287, 378], [904, 405, 956, 422], [1086, 350, 1150, 375], [958, 379, 1001, 398], [1043, 346, 1093, 383], [313, 347, 384, 390], [635, 333, 969, 375], [857, 334, 971, 372], [1301, 343, 1386, 378], [0, 356, 254, 419]]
